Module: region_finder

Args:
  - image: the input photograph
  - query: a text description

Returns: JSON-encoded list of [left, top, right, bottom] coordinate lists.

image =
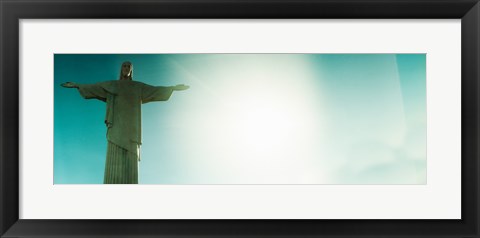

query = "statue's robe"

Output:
[[76, 80, 173, 184]]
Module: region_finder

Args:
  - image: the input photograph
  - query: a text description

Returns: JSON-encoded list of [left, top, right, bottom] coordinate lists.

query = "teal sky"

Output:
[[54, 54, 426, 184]]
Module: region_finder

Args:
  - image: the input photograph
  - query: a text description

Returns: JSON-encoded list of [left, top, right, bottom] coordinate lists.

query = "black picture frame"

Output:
[[1, 0, 479, 237]]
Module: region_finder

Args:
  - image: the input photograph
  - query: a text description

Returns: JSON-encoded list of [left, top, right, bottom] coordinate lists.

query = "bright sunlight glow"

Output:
[[169, 55, 326, 183]]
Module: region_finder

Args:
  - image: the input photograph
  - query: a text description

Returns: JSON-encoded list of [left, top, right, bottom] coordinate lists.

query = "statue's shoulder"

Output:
[[131, 80, 147, 86], [99, 80, 118, 93], [109, 80, 153, 92], [96, 80, 116, 86], [130, 80, 152, 89]]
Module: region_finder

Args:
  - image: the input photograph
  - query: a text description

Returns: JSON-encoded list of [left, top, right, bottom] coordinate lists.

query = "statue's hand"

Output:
[[61, 82, 78, 88], [173, 84, 189, 91]]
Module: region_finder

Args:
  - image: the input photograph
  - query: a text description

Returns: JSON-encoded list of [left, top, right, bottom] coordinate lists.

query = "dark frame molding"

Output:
[[1, 0, 479, 237]]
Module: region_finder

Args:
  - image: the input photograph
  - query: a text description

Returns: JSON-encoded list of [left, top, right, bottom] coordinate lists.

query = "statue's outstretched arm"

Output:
[[141, 83, 189, 104], [61, 82, 108, 102], [61, 82, 78, 88], [172, 84, 190, 91]]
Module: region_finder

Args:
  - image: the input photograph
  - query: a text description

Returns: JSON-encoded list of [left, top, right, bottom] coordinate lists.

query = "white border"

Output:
[[20, 19, 461, 219]]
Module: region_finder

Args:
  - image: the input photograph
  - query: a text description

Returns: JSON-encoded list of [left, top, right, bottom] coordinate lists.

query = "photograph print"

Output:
[[54, 54, 426, 185]]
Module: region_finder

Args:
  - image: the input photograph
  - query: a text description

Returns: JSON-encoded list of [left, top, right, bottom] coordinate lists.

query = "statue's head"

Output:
[[119, 61, 133, 80]]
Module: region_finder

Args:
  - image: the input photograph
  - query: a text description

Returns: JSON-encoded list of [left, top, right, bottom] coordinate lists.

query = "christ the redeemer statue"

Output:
[[61, 61, 189, 184]]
